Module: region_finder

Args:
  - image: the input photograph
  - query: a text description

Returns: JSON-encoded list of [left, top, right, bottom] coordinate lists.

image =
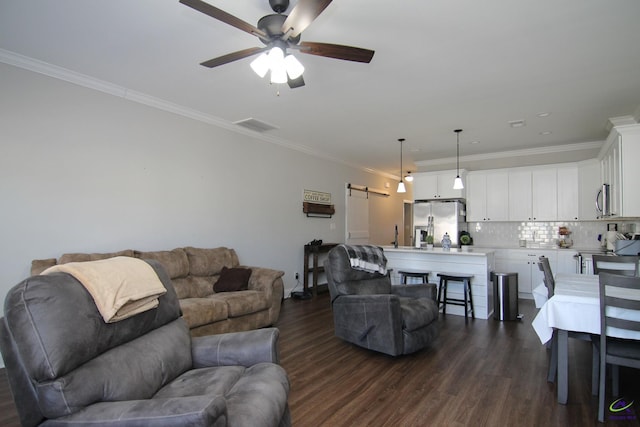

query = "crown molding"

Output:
[[415, 140, 604, 168], [0, 48, 397, 181]]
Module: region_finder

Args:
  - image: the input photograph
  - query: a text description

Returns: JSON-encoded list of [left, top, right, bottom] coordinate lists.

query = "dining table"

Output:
[[531, 273, 640, 404]]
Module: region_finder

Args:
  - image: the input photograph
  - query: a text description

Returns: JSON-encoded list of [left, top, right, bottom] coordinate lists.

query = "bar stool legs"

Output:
[[437, 273, 474, 321], [398, 270, 430, 285]]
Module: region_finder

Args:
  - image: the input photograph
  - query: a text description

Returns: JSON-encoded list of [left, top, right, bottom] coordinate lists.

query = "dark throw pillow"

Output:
[[213, 266, 252, 292]]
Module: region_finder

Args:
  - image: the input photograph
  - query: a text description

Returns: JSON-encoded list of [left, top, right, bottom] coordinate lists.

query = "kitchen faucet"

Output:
[[393, 224, 399, 248]]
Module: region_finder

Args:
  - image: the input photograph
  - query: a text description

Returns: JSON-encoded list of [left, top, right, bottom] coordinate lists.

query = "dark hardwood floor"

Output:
[[2, 295, 640, 426]]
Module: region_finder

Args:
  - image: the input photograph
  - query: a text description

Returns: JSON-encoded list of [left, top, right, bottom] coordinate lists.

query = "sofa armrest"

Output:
[[391, 283, 437, 301], [47, 396, 226, 427], [191, 327, 280, 368], [243, 266, 285, 294]]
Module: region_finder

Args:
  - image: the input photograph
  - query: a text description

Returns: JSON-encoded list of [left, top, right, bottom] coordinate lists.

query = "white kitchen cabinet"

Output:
[[467, 170, 508, 221], [532, 169, 558, 221], [556, 250, 579, 275], [494, 249, 557, 298], [508, 169, 532, 221], [578, 159, 601, 221], [508, 167, 558, 221], [557, 165, 579, 221], [599, 124, 640, 217], [413, 170, 466, 200]]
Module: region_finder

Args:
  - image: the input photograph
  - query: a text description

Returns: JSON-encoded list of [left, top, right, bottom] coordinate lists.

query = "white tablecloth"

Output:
[[531, 273, 640, 344]]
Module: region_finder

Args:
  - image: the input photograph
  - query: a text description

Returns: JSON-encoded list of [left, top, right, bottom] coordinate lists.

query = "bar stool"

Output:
[[398, 270, 430, 285], [437, 273, 475, 321]]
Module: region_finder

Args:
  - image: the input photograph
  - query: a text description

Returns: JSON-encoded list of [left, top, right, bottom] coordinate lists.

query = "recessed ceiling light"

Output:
[[469, 140, 480, 144], [508, 119, 526, 128], [536, 112, 551, 118], [540, 131, 552, 135]]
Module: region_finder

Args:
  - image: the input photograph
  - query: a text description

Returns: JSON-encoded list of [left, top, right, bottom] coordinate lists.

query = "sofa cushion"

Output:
[[180, 298, 229, 328], [154, 363, 290, 427], [173, 276, 218, 299], [185, 247, 237, 276], [58, 249, 135, 264], [31, 258, 57, 275], [214, 267, 252, 293], [211, 291, 269, 318], [136, 248, 189, 280]]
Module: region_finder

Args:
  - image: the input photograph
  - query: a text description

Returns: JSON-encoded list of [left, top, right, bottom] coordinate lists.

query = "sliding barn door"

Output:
[[346, 187, 369, 245]]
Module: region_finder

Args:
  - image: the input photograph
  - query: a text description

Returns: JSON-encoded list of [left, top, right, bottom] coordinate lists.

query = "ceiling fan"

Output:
[[179, 0, 375, 88]]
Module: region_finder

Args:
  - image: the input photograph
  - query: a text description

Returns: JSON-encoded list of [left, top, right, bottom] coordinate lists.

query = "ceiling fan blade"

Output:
[[297, 41, 375, 63], [180, 0, 267, 39], [288, 75, 305, 89], [200, 47, 267, 68], [281, 0, 333, 39]]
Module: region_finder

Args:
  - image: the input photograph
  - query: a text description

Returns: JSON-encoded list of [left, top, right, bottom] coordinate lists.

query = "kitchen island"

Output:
[[382, 246, 496, 319]]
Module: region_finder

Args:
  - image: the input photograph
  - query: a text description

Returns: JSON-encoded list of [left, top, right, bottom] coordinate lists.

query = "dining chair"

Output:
[[592, 254, 640, 276], [538, 256, 598, 390], [595, 272, 640, 422]]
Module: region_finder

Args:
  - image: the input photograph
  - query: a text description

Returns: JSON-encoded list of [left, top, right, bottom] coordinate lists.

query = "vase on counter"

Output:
[[441, 233, 451, 251]]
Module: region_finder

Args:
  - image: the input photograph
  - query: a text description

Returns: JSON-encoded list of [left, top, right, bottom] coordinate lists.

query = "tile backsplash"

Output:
[[467, 220, 640, 250]]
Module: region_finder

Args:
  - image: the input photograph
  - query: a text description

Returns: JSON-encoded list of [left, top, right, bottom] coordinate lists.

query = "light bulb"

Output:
[[250, 53, 270, 78], [453, 176, 464, 190], [284, 54, 304, 79], [268, 47, 287, 84]]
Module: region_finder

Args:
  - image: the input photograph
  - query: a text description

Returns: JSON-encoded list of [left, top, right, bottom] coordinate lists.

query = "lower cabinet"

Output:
[[494, 249, 565, 298]]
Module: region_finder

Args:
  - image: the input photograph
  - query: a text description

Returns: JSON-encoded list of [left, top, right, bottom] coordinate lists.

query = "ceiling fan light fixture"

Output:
[[284, 54, 304, 79], [270, 66, 288, 84], [250, 52, 270, 78], [268, 46, 285, 68]]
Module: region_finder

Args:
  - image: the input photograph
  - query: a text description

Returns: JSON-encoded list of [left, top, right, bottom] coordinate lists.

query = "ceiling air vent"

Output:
[[233, 118, 279, 133]]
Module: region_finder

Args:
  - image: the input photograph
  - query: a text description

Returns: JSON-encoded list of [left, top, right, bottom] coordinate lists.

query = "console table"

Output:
[[304, 243, 338, 297]]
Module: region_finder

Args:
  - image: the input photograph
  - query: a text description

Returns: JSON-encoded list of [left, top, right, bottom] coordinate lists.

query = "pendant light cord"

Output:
[[454, 129, 462, 177]]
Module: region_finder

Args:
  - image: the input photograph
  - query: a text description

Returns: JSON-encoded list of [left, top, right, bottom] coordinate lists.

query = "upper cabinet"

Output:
[[466, 164, 582, 223], [599, 123, 640, 218], [413, 170, 466, 200], [557, 165, 579, 221], [467, 170, 508, 221], [578, 159, 601, 221], [508, 167, 558, 221]]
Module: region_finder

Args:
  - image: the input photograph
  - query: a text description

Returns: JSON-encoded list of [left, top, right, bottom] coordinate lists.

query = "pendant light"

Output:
[[453, 129, 464, 190], [397, 138, 406, 193], [405, 171, 414, 182]]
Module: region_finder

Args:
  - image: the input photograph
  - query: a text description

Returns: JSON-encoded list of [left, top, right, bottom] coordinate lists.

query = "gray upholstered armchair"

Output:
[[0, 259, 290, 427], [324, 245, 439, 356]]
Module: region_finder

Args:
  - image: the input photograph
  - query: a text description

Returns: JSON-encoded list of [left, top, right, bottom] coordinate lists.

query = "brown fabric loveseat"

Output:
[[31, 246, 285, 337]]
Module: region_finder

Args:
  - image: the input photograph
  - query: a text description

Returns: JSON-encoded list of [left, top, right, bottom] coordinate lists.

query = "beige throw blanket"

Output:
[[42, 256, 167, 323]]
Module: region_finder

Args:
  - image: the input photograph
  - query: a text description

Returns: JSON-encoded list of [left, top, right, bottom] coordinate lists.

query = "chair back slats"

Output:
[[606, 317, 640, 332], [538, 256, 555, 298], [599, 272, 640, 336], [593, 254, 640, 276]]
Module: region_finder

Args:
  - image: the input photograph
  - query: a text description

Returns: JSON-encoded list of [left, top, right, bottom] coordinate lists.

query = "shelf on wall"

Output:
[[303, 202, 335, 218]]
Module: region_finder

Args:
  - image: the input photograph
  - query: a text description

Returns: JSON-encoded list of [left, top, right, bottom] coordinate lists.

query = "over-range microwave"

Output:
[[596, 183, 612, 218]]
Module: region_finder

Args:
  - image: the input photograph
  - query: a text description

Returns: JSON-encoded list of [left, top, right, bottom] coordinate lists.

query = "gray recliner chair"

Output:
[[0, 259, 291, 427], [324, 245, 439, 356]]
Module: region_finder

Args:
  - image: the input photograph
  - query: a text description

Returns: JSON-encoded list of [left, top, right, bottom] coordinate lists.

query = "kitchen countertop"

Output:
[[382, 246, 494, 256]]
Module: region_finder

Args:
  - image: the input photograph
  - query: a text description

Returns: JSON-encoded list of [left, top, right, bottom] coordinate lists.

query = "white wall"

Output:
[[0, 63, 406, 367]]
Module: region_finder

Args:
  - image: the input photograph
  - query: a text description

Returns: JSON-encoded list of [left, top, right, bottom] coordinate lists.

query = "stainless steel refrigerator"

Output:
[[413, 199, 467, 247]]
